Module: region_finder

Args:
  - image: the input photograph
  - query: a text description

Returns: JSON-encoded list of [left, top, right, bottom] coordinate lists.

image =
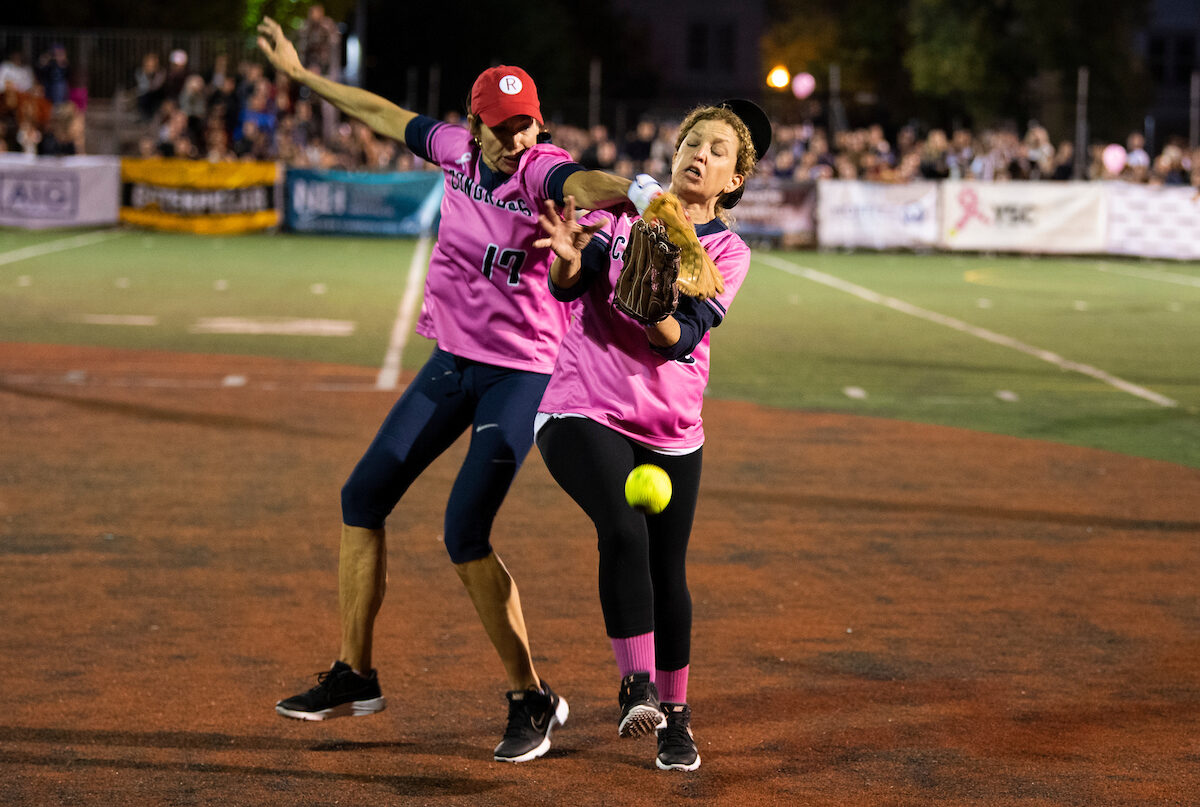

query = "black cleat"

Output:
[[656, 702, 700, 771], [493, 680, 569, 763], [617, 672, 666, 738], [275, 660, 386, 721]]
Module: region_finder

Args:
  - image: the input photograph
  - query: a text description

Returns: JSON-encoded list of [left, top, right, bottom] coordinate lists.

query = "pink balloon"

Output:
[[1102, 143, 1126, 175], [791, 72, 816, 99]]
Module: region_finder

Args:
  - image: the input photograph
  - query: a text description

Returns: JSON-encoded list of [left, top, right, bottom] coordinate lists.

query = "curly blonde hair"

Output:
[[673, 105, 758, 219]]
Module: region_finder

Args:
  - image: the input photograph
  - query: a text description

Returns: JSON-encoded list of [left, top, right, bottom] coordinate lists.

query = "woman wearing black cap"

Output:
[[535, 99, 772, 771]]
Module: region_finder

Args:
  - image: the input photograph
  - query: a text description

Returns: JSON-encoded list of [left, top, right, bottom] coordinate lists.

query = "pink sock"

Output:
[[610, 632, 656, 680], [656, 665, 689, 704]]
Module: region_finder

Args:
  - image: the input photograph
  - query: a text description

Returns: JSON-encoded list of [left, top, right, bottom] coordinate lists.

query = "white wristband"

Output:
[[627, 173, 664, 214]]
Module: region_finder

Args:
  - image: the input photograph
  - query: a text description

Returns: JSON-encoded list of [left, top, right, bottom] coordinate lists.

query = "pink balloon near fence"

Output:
[[791, 72, 816, 99], [1102, 143, 1127, 175]]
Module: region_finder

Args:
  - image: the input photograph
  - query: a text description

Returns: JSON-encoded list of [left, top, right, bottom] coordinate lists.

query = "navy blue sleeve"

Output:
[[545, 162, 589, 206], [404, 115, 442, 162], [549, 234, 609, 302], [649, 295, 721, 360]]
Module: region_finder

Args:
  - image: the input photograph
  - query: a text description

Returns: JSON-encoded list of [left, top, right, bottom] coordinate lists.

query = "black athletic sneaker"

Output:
[[617, 672, 667, 738], [275, 660, 386, 721], [493, 681, 569, 763], [656, 702, 700, 770]]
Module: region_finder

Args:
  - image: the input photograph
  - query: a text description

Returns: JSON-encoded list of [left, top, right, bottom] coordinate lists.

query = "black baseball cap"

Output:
[[719, 98, 772, 207]]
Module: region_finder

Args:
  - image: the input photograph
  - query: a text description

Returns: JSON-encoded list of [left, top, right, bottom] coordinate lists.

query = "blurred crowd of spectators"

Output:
[[0, 44, 88, 156], [5, 32, 1199, 190], [127, 39, 1200, 189], [764, 122, 1199, 187]]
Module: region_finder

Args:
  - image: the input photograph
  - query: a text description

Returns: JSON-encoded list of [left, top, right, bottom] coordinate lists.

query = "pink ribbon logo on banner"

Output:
[[954, 188, 990, 232]]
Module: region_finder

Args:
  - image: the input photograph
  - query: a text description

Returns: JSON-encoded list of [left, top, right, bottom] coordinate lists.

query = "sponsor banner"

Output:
[[1105, 182, 1200, 260], [941, 180, 1106, 253], [120, 158, 281, 234], [731, 179, 816, 246], [817, 180, 939, 249], [0, 154, 120, 229], [284, 169, 443, 236]]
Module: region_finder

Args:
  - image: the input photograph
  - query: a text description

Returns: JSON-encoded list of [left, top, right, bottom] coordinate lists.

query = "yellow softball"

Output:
[[624, 464, 672, 515]]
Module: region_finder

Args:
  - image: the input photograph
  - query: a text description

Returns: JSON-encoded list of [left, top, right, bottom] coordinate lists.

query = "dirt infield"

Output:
[[2, 343, 1199, 807]]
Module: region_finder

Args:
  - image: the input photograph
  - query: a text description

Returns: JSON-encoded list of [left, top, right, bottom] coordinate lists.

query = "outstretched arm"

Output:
[[534, 197, 606, 291], [562, 171, 633, 211], [257, 16, 415, 142], [561, 171, 666, 212]]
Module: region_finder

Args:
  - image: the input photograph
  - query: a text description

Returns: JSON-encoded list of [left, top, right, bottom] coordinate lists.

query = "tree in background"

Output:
[[764, 0, 1152, 142]]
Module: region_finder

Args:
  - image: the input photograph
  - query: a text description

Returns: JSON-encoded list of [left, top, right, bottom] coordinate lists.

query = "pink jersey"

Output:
[[538, 212, 751, 451], [406, 116, 583, 373]]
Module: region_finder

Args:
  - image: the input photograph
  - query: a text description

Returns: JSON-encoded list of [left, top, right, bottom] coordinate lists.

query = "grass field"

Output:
[[3, 227, 1198, 468]]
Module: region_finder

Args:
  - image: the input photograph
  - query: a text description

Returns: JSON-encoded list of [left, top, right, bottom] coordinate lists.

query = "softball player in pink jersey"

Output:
[[535, 100, 771, 771], [257, 18, 647, 763]]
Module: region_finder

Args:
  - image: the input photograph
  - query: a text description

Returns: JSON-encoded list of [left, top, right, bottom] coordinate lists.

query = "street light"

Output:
[[766, 65, 790, 90]]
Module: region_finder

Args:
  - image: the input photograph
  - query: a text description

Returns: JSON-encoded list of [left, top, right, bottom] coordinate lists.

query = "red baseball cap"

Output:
[[470, 65, 543, 127]]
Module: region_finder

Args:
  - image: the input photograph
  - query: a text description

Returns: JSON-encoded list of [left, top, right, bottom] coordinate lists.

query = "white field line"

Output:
[[75, 314, 159, 326], [376, 232, 433, 390], [1092, 262, 1200, 288], [0, 230, 125, 267], [756, 254, 1179, 409], [189, 317, 355, 336]]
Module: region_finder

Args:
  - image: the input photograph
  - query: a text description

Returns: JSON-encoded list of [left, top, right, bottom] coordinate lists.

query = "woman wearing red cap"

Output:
[[256, 17, 658, 763]]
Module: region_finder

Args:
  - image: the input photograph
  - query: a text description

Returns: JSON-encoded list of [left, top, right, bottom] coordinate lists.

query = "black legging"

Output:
[[536, 416, 702, 671]]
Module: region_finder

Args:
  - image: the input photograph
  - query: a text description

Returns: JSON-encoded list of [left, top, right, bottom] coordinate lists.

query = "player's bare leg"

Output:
[[454, 551, 538, 691], [338, 524, 387, 671], [274, 524, 388, 720], [456, 551, 569, 762]]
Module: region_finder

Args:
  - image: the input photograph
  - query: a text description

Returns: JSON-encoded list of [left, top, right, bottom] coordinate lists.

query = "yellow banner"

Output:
[[121, 158, 279, 189], [120, 158, 280, 234], [119, 208, 280, 234]]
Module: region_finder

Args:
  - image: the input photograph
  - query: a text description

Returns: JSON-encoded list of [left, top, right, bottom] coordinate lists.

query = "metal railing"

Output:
[[1, 27, 256, 99]]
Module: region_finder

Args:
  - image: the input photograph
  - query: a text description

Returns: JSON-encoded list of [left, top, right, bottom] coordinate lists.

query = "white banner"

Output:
[[0, 154, 120, 229], [1105, 182, 1200, 260], [940, 180, 1106, 253], [817, 179, 940, 249]]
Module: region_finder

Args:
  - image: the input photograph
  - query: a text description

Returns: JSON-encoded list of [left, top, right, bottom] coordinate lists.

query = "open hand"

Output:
[[256, 16, 303, 78], [534, 197, 607, 261]]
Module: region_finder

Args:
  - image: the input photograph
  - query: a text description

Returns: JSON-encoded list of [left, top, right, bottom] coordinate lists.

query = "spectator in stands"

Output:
[[1050, 140, 1075, 180], [866, 123, 895, 168], [579, 123, 618, 170], [918, 129, 950, 179], [297, 3, 341, 143], [156, 106, 192, 157], [238, 86, 278, 144], [179, 74, 208, 144], [36, 44, 70, 105], [208, 74, 240, 139], [298, 3, 341, 78], [1125, 132, 1150, 171], [135, 52, 166, 122], [0, 49, 35, 93], [68, 66, 88, 112], [1152, 143, 1189, 185], [207, 53, 231, 96], [164, 50, 190, 103], [946, 128, 975, 179], [621, 118, 657, 173], [203, 123, 235, 162], [38, 102, 83, 156]]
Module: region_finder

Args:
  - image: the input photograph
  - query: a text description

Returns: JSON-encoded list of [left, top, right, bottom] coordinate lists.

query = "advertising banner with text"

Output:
[[940, 181, 1106, 253], [284, 169, 443, 236], [0, 154, 120, 229], [817, 180, 940, 250], [120, 159, 281, 234]]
